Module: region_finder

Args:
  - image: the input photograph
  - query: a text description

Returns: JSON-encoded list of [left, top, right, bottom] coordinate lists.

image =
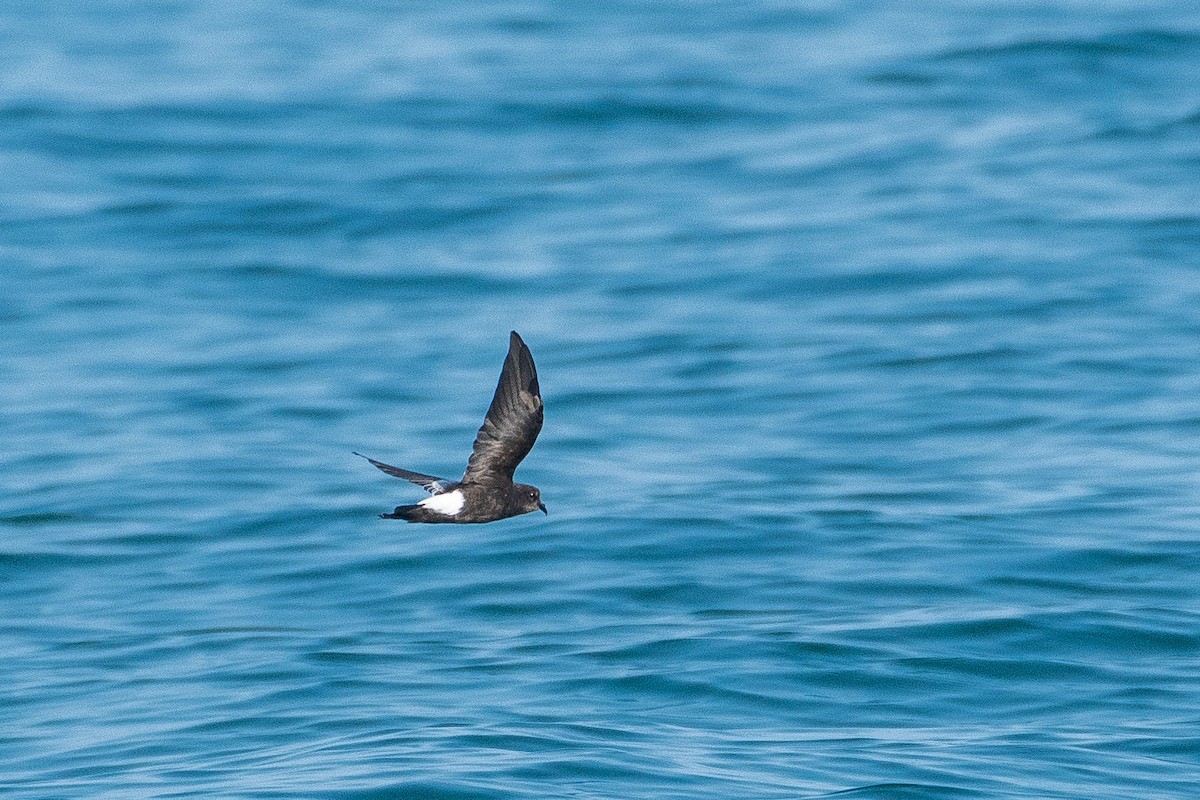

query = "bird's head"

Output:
[[515, 483, 547, 515]]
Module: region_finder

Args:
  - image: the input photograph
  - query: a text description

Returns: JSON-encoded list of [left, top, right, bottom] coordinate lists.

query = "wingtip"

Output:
[[509, 331, 534, 361]]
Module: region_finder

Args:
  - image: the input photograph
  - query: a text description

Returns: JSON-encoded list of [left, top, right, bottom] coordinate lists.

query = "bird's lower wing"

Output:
[[353, 452, 453, 494]]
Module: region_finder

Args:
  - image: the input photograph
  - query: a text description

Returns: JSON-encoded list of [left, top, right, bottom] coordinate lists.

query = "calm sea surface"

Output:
[[3, 2, 1199, 798]]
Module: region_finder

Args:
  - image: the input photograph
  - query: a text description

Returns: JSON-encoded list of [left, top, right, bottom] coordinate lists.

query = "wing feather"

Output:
[[353, 452, 453, 494], [462, 331, 543, 487]]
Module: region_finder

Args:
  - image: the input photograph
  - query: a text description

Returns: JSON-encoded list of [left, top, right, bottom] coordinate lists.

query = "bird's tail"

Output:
[[380, 505, 421, 521]]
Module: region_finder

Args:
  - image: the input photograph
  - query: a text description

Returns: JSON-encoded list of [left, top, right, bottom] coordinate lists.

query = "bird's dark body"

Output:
[[356, 331, 546, 524], [380, 480, 544, 524]]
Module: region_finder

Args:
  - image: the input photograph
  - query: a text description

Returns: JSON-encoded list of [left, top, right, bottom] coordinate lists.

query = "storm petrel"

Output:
[[355, 331, 546, 523]]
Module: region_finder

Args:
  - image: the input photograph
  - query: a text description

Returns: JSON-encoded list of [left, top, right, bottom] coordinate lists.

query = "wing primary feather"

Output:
[[352, 452, 451, 494]]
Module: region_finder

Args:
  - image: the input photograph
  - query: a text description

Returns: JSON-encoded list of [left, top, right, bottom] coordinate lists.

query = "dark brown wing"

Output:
[[353, 452, 453, 494], [462, 331, 543, 487]]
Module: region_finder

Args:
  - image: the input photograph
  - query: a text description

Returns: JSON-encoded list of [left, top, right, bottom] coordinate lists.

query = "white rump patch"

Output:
[[418, 489, 465, 516]]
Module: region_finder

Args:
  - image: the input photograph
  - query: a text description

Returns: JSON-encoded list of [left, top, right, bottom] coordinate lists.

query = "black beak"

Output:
[[538, 502, 548, 515]]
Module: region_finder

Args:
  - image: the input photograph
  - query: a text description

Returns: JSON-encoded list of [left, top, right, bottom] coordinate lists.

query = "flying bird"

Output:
[[356, 331, 546, 523]]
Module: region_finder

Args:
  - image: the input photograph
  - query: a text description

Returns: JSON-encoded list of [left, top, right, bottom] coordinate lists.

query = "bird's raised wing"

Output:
[[353, 452, 454, 494], [462, 331, 543, 487]]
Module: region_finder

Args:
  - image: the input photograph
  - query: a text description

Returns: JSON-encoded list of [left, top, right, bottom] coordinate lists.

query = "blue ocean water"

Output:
[[3, 1, 1199, 797]]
